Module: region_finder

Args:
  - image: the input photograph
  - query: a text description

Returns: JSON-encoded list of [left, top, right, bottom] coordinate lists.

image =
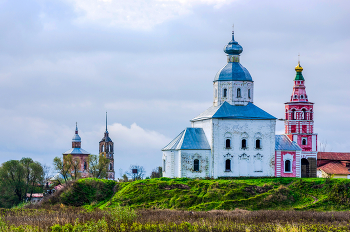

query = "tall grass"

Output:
[[1, 206, 350, 231]]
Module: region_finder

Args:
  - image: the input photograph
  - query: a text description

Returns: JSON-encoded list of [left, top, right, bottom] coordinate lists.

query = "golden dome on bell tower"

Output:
[[295, 62, 303, 72]]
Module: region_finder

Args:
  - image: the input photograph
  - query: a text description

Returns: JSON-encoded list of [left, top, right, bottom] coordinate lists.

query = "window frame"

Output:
[[225, 159, 231, 172], [225, 139, 231, 149], [241, 139, 247, 149], [284, 159, 292, 173], [193, 159, 200, 172], [237, 88, 241, 98], [223, 88, 227, 98], [302, 137, 307, 145], [255, 139, 261, 149]]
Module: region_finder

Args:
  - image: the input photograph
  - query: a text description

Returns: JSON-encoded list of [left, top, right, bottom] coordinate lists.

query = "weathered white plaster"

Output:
[[214, 81, 254, 106], [162, 150, 210, 178]]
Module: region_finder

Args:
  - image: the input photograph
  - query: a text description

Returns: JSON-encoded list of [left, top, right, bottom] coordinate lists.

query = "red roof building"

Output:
[[317, 152, 350, 178]]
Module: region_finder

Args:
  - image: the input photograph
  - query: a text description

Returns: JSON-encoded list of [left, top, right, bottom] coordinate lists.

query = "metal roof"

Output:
[[275, 135, 301, 151], [214, 62, 252, 82], [162, 128, 211, 151], [191, 102, 276, 121], [63, 148, 90, 155], [317, 152, 350, 161], [318, 161, 350, 175], [72, 134, 81, 142]]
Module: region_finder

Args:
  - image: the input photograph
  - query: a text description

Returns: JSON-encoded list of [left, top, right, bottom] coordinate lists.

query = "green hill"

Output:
[[49, 177, 350, 211]]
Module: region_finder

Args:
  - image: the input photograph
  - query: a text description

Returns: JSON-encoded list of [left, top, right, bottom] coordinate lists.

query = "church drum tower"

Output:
[[63, 123, 91, 178], [99, 113, 115, 180], [284, 62, 317, 177]]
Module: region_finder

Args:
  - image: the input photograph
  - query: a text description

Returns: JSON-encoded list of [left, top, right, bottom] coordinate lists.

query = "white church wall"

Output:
[[163, 150, 210, 178], [215, 81, 254, 106], [179, 150, 210, 178], [212, 118, 276, 178], [162, 150, 179, 178]]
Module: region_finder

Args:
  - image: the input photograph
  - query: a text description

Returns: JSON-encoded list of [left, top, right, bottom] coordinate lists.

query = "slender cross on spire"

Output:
[[298, 53, 300, 64], [105, 112, 108, 133], [75, 122, 78, 134], [232, 24, 235, 40]]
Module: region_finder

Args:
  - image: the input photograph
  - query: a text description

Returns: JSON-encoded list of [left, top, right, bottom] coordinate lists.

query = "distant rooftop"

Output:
[[63, 148, 90, 155]]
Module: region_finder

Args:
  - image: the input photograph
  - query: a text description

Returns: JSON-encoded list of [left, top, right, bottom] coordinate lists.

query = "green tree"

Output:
[[53, 155, 72, 183], [88, 154, 109, 179], [0, 158, 44, 208], [150, 166, 162, 178]]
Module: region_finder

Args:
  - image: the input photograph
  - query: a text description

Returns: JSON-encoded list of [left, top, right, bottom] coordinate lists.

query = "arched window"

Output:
[[110, 145, 113, 152], [302, 109, 307, 120], [248, 89, 251, 99], [242, 139, 247, 149], [300, 95, 304, 99], [225, 139, 231, 148], [223, 88, 227, 97], [291, 109, 296, 120], [225, 159, 231, 171], [294, 95, 298, 99], [285, 109, 288, 120], [84, 162, 87, 170], [256, 139, 261, 149], [109, 163, 113, 171], [285, 160, 291, 172], [237, 88, 241, 98], [101, 145, 104, 152], [193, 159, 199, 171], [302, 138, 307, 145], [163, 159, 166, 172]]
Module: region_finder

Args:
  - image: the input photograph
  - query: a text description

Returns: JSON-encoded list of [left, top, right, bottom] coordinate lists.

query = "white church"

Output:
[[161, 30, 317, 179]]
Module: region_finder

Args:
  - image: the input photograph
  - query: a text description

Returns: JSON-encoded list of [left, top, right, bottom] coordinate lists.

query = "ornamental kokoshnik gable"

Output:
[[161, 30, 317, 178]]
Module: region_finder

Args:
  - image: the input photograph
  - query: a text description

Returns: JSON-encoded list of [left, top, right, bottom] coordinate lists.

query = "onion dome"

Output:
[[294, 62, 305, 81], [224, 31, 243, 55], [72, 122, 81, 142], [214, 30, 252, 82]]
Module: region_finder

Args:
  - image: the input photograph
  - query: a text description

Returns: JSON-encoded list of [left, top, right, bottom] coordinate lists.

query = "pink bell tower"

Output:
[[284, 61, 317, 177]]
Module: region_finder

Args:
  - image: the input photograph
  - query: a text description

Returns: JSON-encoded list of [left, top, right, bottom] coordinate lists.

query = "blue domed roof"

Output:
[[224, 33, 243, 55], [72, 134, 81, 142], [214, 62, 252, 82]]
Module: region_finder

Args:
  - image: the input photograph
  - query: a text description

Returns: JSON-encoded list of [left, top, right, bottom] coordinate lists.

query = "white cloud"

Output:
[[66, 0, 237, 28], [105, 99, 211, 112], [107, 122, 170, 149]]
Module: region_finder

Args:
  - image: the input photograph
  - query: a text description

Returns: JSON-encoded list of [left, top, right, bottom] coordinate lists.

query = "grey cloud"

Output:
[[0, 0, 349, 175]]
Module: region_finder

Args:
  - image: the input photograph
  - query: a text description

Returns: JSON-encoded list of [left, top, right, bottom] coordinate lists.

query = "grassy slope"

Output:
[[58, 177, 350, 211], [107, 177, 350, 211]]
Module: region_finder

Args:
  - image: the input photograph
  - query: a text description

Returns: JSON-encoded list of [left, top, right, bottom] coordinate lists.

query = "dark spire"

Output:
[[105, 112, 108, 133]]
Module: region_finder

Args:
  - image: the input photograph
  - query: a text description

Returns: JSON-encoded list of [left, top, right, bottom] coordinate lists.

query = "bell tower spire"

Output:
[[99, 113, 115, 180]]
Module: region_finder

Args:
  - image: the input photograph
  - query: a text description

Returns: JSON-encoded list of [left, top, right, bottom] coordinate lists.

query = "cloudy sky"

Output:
[[0, 0, 349, 177]]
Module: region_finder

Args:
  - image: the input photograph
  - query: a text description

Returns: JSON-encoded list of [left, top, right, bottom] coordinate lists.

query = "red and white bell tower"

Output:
[[284, 61, 317, 177]]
